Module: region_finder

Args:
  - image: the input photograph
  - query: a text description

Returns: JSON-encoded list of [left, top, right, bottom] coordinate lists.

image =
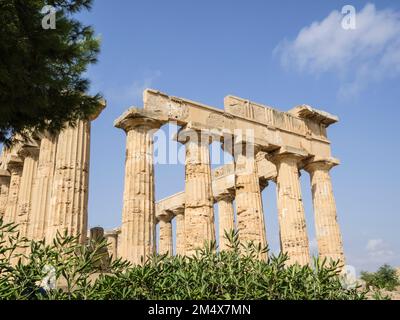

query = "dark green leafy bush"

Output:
[[0, 218, 365, 300]]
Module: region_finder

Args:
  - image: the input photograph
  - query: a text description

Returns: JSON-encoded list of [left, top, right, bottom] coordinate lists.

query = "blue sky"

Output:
[[75, 0, 400, 272]]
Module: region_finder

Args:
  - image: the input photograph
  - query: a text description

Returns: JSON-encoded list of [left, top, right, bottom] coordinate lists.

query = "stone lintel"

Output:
[[156, 191, 185, 217], [289, 105, 338, 127], [144, 89, 334, 158], [114, 107, 165, 132], [157, 157, 277, 214]]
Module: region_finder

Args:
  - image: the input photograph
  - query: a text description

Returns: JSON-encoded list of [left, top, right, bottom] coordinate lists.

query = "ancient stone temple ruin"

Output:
[[0, 89, 345, 267]]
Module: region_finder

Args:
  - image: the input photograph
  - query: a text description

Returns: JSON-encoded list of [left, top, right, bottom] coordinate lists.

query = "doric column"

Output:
[[46, 120, 91, 243], [178, 128, 215, 255], [230, 141, 267, 255], [3, 156, 23, 225], [304, 157, 345, 264], [157, 211, 173, 256], [0, 169, 11, 219], [215, 192, 235, 251], [15, 145, 39, 238], [104, 229, 119, 261], [46, 103, 105, 244], [174, 208, 185, 256], [269, 148, 310, 266], [115, 111, 163, 264], [29, 133, 57, 241]]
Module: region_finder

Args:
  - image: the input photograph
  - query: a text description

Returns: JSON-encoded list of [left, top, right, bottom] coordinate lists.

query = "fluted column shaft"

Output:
[[29, 134, 57, 241], [305, 160, 345, 263], [0, 170, 11, 219], [3, 159, 23, 225], [175, 209, 185, 255], [216, 193, 235, 251], [181, 131, 214, 255], [234, 148, 267, 253], [119, 120, 160, 264], [273, 154, 310, 266], [46, 120, 91, 244], [15, 148, 39, 238], [158, 215, 173, 256]]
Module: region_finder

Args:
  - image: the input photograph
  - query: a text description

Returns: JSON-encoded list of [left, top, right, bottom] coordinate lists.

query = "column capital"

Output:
[[170, 207, 184, 216], [17, 145, 40, 160], [222, 136, 263, 157], [214, 190, 235, 202], [267, 146, 309, 165], [176, 125, 216, 145], [303, 156, 340, 173], [114, 107, 165, 133], [156, 210, 174, 223], [88, 99, 107, 121], [7, 155, 23, 173]]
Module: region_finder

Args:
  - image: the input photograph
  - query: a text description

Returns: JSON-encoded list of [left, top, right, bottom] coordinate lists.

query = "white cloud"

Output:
[[106, 70, 162, 106], [365, 238, 395, 259], [275, 4, 400, 97]]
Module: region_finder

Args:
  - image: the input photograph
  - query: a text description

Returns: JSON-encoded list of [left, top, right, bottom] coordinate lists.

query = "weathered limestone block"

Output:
[[46, 120, 91, 244], [269, 147, 310, 266], [104, 229, 119, 261], [157, 211, 173, 256], [3, 156, 23, 225], [0, 169, 11, 219], [115, 108, 163, 264], [304, 157, 345, 264], [15, 145, 39, 238], [178, 127, 215, 255], [215, 192, 235, 251], [29, 133, 57, 241]]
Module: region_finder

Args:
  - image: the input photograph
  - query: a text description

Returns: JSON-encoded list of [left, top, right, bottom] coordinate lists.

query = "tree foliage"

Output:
[[361, 264, 400, 291], [0, 219, 366, 300], [0, 0, 102, 145]]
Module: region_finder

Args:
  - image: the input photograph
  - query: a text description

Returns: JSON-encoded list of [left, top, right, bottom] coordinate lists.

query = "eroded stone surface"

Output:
[[269, 149, 310, 266], [305, 157, 345, 264], [115, 109, 163, 264], [46, 120, 92, 244], [29, 133, 57, 241], [179, 128, 215, 255]]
